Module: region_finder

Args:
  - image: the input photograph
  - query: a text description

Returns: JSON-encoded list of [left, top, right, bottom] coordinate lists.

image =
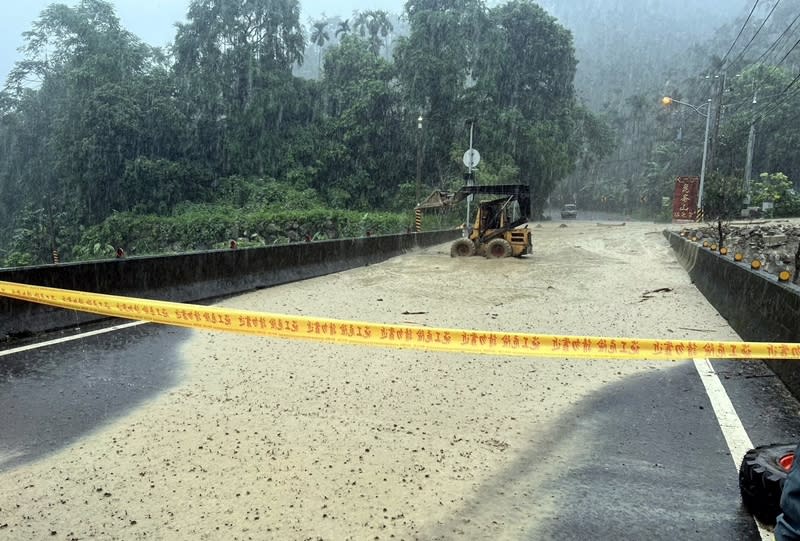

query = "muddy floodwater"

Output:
[[0, 222, 745, 539]]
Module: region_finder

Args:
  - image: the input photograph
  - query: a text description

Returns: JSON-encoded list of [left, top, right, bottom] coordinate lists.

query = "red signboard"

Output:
[[672, 176, 699, 221]]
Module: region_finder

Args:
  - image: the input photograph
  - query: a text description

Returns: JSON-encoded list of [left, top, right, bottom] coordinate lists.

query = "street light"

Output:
[[662, 96, 712, 213], [416, 115, 423, 203]]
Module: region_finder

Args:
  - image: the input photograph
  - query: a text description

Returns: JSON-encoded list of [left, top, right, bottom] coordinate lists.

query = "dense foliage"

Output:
[[554, 0, 800, 221], [0, 0, 608, 266]]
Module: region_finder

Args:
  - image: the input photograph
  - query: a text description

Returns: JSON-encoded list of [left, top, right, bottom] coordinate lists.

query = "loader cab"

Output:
[[473, 197, 512, 239]]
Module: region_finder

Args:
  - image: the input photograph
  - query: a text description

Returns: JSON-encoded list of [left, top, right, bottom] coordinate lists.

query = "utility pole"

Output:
[[416, 115, 423, 203], [698, 99, 712, 212], [744, 122, 756, 204], [743, 90, 757, 205], [707, 72, 726, 177], [466, 119, 474, 229]]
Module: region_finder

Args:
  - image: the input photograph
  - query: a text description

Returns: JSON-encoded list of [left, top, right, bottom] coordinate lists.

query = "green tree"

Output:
[[173, 0, 306, 119], [472, 0, 580, 214], [311, 21, 330, 72], [317, 36, 407, 208], [626, 94, 648, 137], [395, 0, 584, 214], [335, 19, 351, 39], [173, 0, 309, 176], [119, 158, 214, 214], [750, 172, 800, 217], [394, 0, 485, 186], [3, 0, 155, 225], [354, 10, 394, 55], [3, 204, 67, 267], [716, 65, 800, 185], [702, 172, 744, 222]]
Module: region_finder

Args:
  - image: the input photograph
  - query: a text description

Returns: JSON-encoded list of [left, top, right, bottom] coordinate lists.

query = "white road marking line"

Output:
[[693, 358, 773, 541], [0, 321, 147, 357]]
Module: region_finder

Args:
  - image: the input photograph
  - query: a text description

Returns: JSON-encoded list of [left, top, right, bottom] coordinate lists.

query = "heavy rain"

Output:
[[1, 0, 800, 539]]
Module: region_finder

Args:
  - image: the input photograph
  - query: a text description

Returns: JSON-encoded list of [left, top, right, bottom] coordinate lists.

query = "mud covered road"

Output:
[[2, 221, 800, 540]]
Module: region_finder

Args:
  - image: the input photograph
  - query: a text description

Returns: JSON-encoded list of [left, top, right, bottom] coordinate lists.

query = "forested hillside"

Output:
[[550, 0, 800, 220], [0, 0, 609, 266], [538, 0, 739, 108]]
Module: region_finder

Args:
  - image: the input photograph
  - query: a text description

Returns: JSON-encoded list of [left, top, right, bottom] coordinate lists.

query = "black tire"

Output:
[[739, 443, 796, 525], [450, 238, 476, 257], [485, 238, 512, 259]]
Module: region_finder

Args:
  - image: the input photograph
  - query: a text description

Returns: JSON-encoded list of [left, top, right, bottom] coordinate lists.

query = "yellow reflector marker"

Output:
[[735, 253, 744, 262], [751, 259, 762, 270], [691, 237, 698, 242], [710, 243, 718, 251], [780, 271, 792, 282], [720, 247, 729, 255], [703, 241, 710, 248]]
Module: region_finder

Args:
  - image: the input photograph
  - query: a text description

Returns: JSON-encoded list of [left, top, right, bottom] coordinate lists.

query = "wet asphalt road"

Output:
[[517, 361, 786, 540], [3, 250, 800, 538], [0, 322, 188, 471], [4, 326, 798, 539]]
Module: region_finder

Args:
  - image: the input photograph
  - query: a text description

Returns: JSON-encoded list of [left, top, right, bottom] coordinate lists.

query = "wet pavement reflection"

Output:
[[0, 321, 187, 471]]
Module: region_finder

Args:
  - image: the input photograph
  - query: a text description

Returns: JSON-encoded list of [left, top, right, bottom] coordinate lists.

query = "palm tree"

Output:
[[372, 11, 394, 56], [335, 19, 350, 39], [353, 10, 393, 55], [310, 21, 330, 74], [353, 11, 369, 37], [626, 94, 647, 137]]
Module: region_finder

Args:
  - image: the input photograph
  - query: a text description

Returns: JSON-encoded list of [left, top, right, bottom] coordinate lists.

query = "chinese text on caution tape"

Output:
[[1, 280, 798, 361]]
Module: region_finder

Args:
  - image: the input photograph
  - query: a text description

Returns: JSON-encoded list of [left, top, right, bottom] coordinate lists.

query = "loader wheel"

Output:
[[485, 238, 512, 259], [739, 443, 796, 525], [450, 239, 475, 257]]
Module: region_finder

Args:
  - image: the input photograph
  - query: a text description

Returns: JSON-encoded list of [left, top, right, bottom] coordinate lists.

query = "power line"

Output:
[[753, 11, 800, 64], [724, 53, 800, 121], [777, 35, 800, 66], [781, 71, 800, 94], [729, 0, 782, 67], [711, 68, 800, 150], [773, 96, 800, 126], [720, 8, 800, 131], [750, 75, 800, 120], [761, 71, 800, 114], [721, 0, 761, 66], [723, 91, 785, 107], [722, 93, 800, 150], [711, 75, 800, 142]]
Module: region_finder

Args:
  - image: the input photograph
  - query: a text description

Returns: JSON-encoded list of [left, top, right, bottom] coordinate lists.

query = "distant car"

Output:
[[561, 204, 578, 219]]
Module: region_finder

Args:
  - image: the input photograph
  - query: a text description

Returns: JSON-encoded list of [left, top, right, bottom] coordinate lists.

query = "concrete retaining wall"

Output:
[[0, 230, 461, 339], [665, 231, 800, 395]]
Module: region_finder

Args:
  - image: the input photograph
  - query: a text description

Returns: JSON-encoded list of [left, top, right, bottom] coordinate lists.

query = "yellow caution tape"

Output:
[[1, 280, 799, 361]]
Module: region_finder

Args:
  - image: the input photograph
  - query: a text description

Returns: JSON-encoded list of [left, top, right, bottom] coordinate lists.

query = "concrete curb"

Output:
[[665, 230, 800, 397]]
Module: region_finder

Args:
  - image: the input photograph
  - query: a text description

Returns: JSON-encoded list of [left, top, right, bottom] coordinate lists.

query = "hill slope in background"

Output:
[[537, 0, 743, 108]]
